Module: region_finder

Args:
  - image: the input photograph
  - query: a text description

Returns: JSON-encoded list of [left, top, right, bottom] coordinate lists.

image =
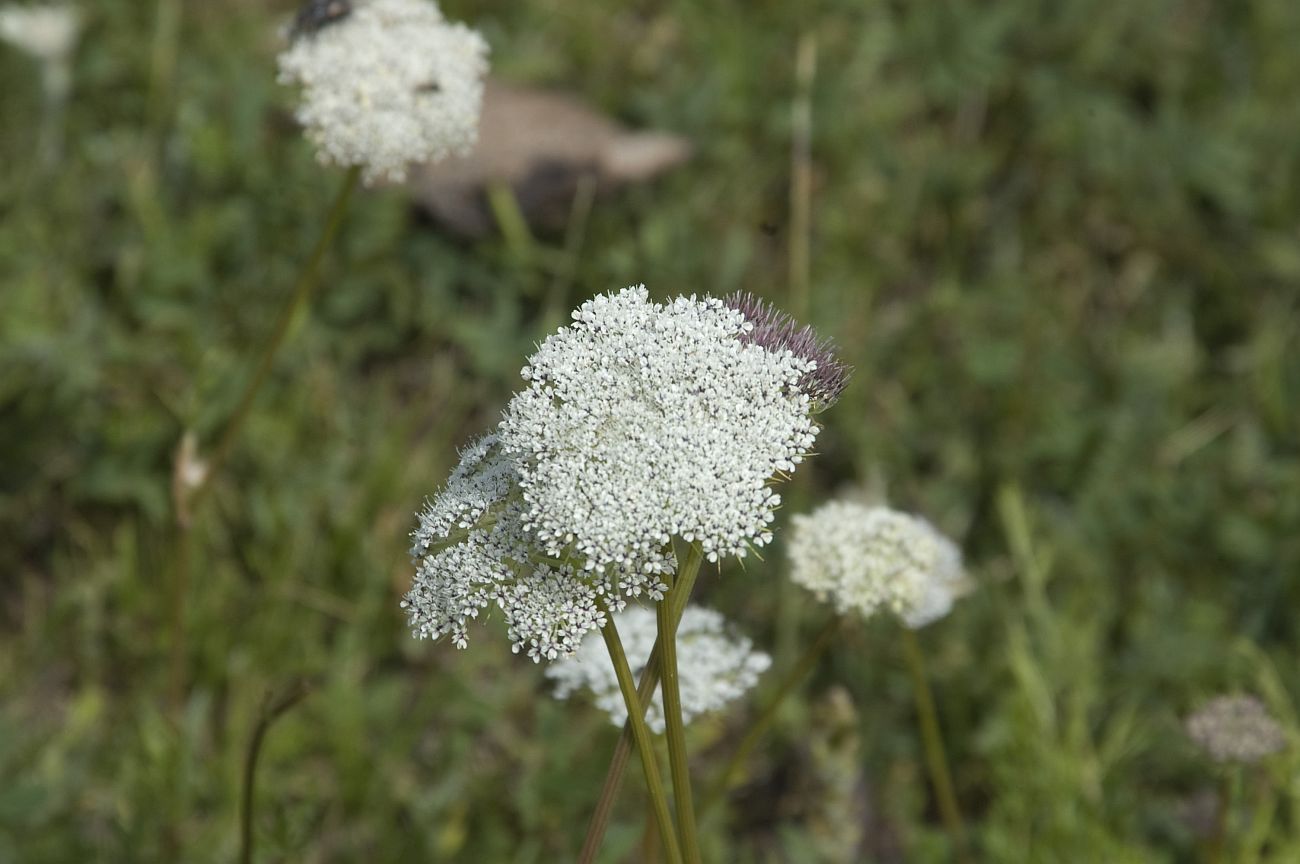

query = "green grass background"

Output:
[[2, 0, 1300, 861]]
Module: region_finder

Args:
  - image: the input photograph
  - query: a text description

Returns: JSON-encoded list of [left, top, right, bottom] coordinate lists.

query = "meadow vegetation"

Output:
[[2, 0, 1299, 861]]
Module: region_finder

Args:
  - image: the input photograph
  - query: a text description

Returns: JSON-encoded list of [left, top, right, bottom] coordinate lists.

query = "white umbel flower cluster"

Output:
[[277, 0, 488, 184], [500, 286, 820, 572], [1186, 695, 1287, 764], [406, 286, 838, 661], [546, 605, 771, 732], [403, 435, 668, 662], [788, 502, 964, 629], [0, 3, 79, 63]]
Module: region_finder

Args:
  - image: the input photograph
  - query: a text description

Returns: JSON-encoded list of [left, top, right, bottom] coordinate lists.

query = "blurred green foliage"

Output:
[[2, 0, 1299, 861]]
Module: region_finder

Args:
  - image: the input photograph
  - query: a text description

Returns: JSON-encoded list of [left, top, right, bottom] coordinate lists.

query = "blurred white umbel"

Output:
[[0, 3, 80, 164], [277, 0, 488, 184], [788, 501, 967, 629]]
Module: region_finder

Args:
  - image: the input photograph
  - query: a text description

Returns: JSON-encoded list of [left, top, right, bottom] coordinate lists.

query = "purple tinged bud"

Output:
[[724, 292, 850, 407]]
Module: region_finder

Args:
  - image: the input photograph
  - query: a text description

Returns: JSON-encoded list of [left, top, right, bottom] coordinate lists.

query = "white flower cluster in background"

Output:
[[500, 286, 820, 572], [0, 3, 79, 64], [1, 2, 80, 165], [277, 0, 488, 184], [1186, 695, 1287, 764], [788, 502, 965, 628], [546, 605, 771, 732]]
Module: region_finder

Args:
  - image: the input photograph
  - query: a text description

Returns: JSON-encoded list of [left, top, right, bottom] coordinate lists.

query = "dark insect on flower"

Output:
[[724, 291, 850, 408], [290, 0, 352, 41], [415, 80, 442, 94]]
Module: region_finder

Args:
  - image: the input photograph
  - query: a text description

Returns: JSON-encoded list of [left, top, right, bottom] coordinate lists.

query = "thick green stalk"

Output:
[[639, 796, 660, 864], [576, 544, 704, 864], [658, 591, 701, 863], [668, 544, 705, 623], [700, 615, 842, 816], [577, 647, 663, 864], [599, 609, 684, 864], [901, 627, 970, 864]]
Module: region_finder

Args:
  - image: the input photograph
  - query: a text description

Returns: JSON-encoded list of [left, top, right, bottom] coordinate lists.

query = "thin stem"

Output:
[[543, 173, 597, 326], [165, 168, 358, 714], [147, 0, 181, 147], [788, 32, 817, 321], [38, 61, 71, 171], [238, 680, 311, 864], [192, 165, 360, 507], [599, 609, 684, 864], [700, 615, 842, 816], [1206, 768, 1237, 864], [1237, 765, 1277, 864], [658, 592, 701, 864], [577, 653, 661, 864], [166, 521, 193, 713], [901, 627, 970, 864], [577, 545, 704, 864]]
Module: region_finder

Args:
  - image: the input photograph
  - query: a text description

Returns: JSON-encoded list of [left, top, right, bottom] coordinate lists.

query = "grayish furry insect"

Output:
[[290, 0, 352, 41]]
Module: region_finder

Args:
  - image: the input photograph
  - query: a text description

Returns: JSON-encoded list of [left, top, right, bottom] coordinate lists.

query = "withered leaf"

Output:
[[408, 79, 692, 239]]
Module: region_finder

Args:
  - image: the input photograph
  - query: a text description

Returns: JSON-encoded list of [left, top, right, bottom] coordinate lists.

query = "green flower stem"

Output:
[[192, 165, 360, 508], [577, 544, 705, 864], [165, 521, 193, 712], [599, 607, 684, 864], [577, 649, 664, 864], [700, 615, 842, 816], [668, 544, 706, 623], [901, 626, 970, 864], [640, 794, 660, 864], [1237, 766, 1277, 864], [147, 0, 181, 146], [1206, 767, 1237, 864], [658, 590, 701, 864], [166, 167, 359, 714], [238, 679, 312, 864]]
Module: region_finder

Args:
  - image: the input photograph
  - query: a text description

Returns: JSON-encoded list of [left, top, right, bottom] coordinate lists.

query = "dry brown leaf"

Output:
[[407, 78, 692, 238]]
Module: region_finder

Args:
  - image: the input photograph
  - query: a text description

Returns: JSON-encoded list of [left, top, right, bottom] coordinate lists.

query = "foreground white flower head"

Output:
[[277, 0, 488, 184], [0, 3, 79, 63], [546, 605, 771, 732], [788, 502, 964, 628], [405, 286, 844, 660], [500, 286, 841, 573]]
